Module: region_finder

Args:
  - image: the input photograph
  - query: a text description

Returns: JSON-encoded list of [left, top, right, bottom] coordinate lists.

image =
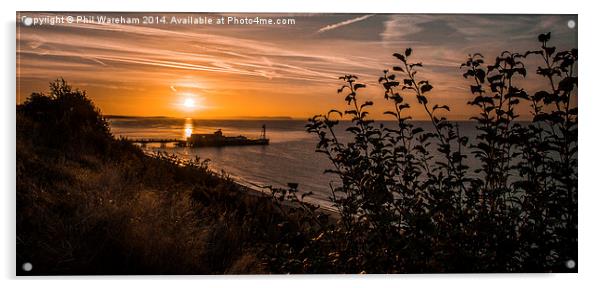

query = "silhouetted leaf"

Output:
[[393, 53, 405, 62], [354, 83, 366, 90], [420, 83, 433, 94], [475, 69, 486, 83], [538, 32, 551, 43]]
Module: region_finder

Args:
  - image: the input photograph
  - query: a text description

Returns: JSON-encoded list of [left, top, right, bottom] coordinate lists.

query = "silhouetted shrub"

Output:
[[16, 80, 285, 274], [267, 32, 577, 273], [17, 78, 112, 156]]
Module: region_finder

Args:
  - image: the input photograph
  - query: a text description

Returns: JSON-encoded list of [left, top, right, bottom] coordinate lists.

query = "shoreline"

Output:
[[142, 149, 340, 218], [228, 176, 340, 219]]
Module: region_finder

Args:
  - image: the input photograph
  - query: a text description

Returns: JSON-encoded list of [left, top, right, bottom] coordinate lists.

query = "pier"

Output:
[[126, 138, 186, 148], [126, 125, 269, 148]]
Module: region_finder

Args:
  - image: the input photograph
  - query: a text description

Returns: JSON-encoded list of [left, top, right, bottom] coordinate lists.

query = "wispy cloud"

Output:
[[317, 14, 375, 34], [16, 13, 577, 119]]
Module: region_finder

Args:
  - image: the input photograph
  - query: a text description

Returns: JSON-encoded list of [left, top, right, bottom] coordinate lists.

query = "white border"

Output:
[[6, 0, 582, 14], [2, 0, 600, 287]]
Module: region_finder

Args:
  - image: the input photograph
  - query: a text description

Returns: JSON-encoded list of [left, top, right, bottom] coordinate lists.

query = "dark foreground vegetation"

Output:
[[276, 32, 576, 273], [17, 80, 306, 274], [17, 33, 576, 274]]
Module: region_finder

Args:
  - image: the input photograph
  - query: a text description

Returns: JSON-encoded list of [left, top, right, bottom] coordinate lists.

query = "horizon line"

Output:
[[103, 114, 498, 122]]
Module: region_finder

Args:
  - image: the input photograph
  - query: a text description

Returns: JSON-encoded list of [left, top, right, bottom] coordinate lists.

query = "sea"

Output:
[[108, 117, 482, 208]]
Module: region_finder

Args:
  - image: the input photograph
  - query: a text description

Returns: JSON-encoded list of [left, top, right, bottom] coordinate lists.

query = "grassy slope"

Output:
[[16, 113, 292, 275]]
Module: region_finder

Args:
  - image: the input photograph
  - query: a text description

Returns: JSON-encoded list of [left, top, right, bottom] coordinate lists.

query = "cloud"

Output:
[[16, 13, 577, 118], [317, 14, 375, 34], [19, 28, 331, 84]]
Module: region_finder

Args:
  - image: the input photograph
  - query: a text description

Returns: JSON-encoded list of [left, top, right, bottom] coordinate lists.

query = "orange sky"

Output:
[[16, 13, 577, 120]]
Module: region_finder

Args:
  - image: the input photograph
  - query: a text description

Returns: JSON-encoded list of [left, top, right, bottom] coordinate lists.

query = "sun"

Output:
[[183, 98, 195, 108], [176, 92, 206, 113]]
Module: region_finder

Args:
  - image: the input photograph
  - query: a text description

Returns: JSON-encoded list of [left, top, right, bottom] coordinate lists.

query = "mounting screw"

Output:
[[22, 262, 33, 272], [567, 20, 576, 29]]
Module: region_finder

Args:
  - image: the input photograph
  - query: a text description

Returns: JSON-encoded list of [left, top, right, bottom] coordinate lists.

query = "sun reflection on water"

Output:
[[184, 118, 193, 139]]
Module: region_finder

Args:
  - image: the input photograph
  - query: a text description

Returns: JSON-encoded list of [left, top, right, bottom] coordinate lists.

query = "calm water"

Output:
[[108, 117, 481, 207]]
